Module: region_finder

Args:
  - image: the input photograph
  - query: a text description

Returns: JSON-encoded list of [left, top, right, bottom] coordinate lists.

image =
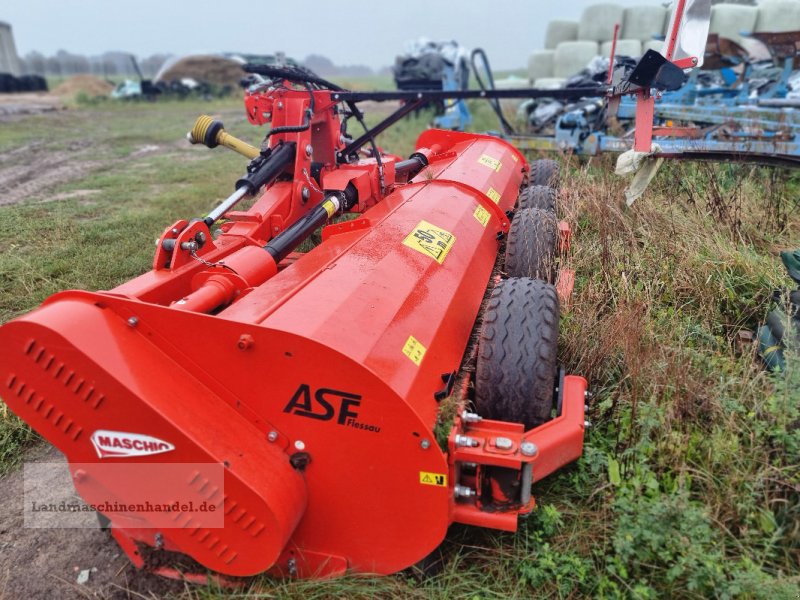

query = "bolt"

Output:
[[455, 434, 479, 448], [461, 411, 483, 424], [584, 404, 589, 413], [127, 317, 138, 328], [287, 556, 298, 577], [305, 144, 313, 157], [585, 390, 593, 399], [294, 440, 306, 451], [171, 228, 179, 235], [520, 442, 538, 457], [454, 485, 476, 498], [73, 469, 87, 482], [267, 431, 278, 442], [277, 101, 284, 110], [237, 334, 254, 351], [302, 186, 310, 201], [584, 420, 592, 428], [420, 439, 431, 450], [494, 437, 513, 450]]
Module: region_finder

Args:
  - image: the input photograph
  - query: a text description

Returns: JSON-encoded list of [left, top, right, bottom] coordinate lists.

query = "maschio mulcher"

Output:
[[0, 65, 586, 579], [0, 0, 714, 575]]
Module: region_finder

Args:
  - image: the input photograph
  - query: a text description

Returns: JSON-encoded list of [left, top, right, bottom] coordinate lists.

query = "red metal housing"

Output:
[[0, 85, 586, 579]]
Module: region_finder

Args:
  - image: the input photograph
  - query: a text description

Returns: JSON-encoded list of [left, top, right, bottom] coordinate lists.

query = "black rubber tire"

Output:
[[518, 184, 557, 213], [474, 278, 560, 429], [530, 159, 560, 189], [505, 208, 557, 282]]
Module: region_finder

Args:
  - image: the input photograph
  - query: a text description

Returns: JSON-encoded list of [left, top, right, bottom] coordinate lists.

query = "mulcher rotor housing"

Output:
[[0, 69, 587, 579]]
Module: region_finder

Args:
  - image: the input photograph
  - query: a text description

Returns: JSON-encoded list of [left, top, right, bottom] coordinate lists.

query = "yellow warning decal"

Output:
[[420, 471, 447, 487], [473, 205, 491, 227], [478, 154, 502, 172], [402, 335, 427, 366], [402, 220, 456, 265], [486, 187, 501, 204]]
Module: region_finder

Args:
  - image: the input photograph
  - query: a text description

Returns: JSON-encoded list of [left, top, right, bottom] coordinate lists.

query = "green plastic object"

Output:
[[758, 324, 786, 372], [780, 249, 800, 285]]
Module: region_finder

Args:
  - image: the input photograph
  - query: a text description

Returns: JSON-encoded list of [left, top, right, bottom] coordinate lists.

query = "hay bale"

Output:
[[155, 55, 244, 86]]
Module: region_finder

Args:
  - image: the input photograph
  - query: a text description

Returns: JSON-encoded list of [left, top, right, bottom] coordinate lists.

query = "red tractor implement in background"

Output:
[[0, 0, 709, 581]]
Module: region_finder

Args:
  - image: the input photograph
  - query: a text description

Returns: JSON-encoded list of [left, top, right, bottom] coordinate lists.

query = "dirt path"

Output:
[[0, 140, 107, 207], [0, 93, 64, 122], [0, 444, 184, 599]]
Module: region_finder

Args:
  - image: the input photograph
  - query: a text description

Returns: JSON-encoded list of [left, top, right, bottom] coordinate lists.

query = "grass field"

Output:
[[0, 91, 798, 599]]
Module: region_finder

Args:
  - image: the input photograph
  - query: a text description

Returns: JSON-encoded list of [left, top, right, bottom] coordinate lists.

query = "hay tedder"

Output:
[[0, 0, 708, 584]]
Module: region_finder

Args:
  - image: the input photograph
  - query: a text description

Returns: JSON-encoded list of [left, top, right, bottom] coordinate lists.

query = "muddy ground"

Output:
[[0, 445, 187, 599]]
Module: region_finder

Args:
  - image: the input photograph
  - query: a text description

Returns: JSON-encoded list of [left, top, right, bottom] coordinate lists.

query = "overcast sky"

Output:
[[5, 0, 650, 70]]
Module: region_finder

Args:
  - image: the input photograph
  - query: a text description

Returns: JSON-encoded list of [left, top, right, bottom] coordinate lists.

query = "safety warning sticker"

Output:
[[419, 471, 447, 487], [473, 205, 491, 227], [402, 335, 427, 366], [402, 220, 456, 265], [478, 154, 502, 172], [486, 187, 501, 204]]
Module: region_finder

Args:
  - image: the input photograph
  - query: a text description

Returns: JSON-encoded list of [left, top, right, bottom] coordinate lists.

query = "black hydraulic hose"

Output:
[[264, 187, 357, 262], [242, 62, 384, 190], [262, 83, 315, 145], [470, 48, 516, 135], [235, 142, 297, 194], [395, 153, 429, 178], [242, 63, 344, 91]]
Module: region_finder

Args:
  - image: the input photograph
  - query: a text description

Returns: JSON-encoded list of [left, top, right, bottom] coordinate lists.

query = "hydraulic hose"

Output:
[[470, 48, 516, 135]]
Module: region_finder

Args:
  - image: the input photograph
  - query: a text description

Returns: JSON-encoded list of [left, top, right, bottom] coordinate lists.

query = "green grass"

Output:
[[0, 95, 798, 598]]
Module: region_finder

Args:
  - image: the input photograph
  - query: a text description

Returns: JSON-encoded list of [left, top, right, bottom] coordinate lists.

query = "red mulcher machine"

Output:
[[0, 0, 707, 580]]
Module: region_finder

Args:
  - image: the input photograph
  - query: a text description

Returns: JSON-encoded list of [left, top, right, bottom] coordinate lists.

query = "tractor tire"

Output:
[[530, 159, 560, 189], [505, 208, 557, 282], [474, 278, 560, 429], [518, 184, 557, 214]]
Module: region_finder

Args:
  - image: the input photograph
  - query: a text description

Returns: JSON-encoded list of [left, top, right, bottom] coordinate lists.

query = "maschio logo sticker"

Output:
[[91, 430, 175, 459], [402, 220, 456, 265]]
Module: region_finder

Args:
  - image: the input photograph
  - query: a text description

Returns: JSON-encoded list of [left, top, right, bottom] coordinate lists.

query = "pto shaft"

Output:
[[188, 115, 261, 159]]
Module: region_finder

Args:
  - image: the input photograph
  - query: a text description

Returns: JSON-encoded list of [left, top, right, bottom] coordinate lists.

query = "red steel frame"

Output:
[[0, 80, 588, 580]]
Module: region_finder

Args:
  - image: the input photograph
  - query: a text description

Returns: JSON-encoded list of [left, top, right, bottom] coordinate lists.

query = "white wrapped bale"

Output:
[[601, 39, 644, 58], [622, 6, 668, 42], [710, 4, 758, 42], [578, 4, 626, 42], [528, 50, 555, 83], [553, 41, 601, 78], [545, 20, 580, 50], [755, 0, 800, 33]]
